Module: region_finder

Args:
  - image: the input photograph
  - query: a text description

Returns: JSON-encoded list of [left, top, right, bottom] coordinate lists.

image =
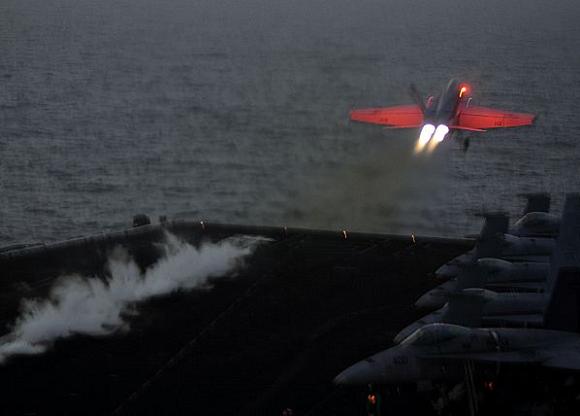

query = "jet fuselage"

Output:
[[335, 324, 580, 385]]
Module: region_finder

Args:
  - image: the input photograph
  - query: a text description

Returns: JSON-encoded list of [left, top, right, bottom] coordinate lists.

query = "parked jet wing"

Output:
[[430, 346, 580, 371], [455, 106, 535, 130], [422, 350, 543, 364], [350, 105, 423, 127], [443, 289, 487, 327], [543, 349, 580, 370]]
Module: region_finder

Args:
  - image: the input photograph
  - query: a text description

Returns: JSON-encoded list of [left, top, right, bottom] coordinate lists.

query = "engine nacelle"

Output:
[[498, 234, 554, 256], [477, 258, 548, 283]]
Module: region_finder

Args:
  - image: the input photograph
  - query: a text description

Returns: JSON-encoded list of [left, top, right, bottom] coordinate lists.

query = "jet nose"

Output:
[[334, 360, 380, 385], [333, 371, 349, 385], [435, 264, 461, 280], [394, 324, 419, 344], [335, 352, 421, 385], [415, 291, 447, 310]]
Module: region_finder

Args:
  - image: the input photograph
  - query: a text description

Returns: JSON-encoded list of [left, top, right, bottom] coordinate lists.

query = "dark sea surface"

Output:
[[1, 0, 579, 245]]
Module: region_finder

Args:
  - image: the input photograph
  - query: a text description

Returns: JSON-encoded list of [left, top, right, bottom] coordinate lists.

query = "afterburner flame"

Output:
[[433, 124, 449, 143], [427, 124, 449, 153], [414, 124, 435, 154]]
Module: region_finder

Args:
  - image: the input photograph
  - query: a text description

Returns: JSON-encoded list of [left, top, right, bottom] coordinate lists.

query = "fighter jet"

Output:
[[334, 195, 580, 386], [409, 217, 571, 324], [334, 321, 580, 385], [423, 195, 558, 308], [337, 264, 580, 385], [434, 222, 553, 281], [396, 287, 547, 343], [350, 79, 536, 153], [417, 258, 549, 310], [336, 272, 580, 387], [435, 194, 555, 281], [417, 195, 566, 309]]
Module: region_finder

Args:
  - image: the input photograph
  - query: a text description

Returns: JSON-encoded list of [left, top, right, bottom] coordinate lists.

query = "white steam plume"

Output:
[[0, 234, 262, 364]]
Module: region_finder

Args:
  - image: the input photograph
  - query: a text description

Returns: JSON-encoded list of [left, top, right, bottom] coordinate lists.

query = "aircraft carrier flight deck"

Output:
[[2, 215, 580, 416]]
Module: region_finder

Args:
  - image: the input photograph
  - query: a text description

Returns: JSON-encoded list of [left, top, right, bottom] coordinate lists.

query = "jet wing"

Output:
[[443, 288, 489, 327], [454, 106, 535, 130], [543, 349, 580, 371], [485, 281, 545, 291], [424, 345, 580, 370], [421, 350, 544, 364], [350, 105, 423, 128]]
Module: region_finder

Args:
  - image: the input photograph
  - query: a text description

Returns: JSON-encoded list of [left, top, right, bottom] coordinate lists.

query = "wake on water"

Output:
[[0, 233, 263, 364]]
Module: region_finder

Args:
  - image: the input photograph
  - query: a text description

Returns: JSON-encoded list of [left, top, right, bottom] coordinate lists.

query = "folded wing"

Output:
[[543, 349, 580, 371], [423, 350, 544, 364], [350, 105, 423, 128], [456, 105, 536, 130]]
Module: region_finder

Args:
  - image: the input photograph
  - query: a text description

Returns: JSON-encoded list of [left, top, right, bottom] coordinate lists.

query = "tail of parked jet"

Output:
[[475, 213, 510, 258], [543, 194, 580, 332], [444, 287, 489, 327], [520, 193, 551, 215]]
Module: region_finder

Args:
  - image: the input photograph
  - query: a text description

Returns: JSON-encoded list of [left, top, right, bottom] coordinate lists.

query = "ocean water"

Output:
[[1, 0, 579, 245]]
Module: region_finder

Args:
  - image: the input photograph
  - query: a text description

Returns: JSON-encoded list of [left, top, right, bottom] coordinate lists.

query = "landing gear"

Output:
[[366, 384, 382, 416], [463, 137, 471, 153], [453, 132, 471, 153]]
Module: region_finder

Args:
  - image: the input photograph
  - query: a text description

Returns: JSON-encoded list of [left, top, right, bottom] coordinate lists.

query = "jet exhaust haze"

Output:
[[0, 233, 261, 364], [283, 137, 448, 235]]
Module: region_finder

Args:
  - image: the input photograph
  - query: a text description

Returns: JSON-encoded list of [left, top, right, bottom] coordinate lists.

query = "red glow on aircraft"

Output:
[[349, 79, 536, 152]]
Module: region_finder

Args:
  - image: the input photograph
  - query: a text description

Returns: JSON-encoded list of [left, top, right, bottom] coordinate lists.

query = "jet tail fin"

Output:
[[520, 193, 551, 215], [475, 213, 510, 258], [544, 267, 580, 332], [456, 264, 486, 291], [543, 194, 580, 332], [443, 289, 488, 327], [408, 83, 426, 113]]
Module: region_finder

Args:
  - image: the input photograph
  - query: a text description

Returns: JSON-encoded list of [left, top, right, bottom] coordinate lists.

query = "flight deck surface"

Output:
[[0, 222, 471, 415]]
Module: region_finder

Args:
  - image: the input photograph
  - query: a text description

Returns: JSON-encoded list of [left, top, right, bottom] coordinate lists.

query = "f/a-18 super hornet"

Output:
[[334, 196, 580, 385], [416, 259, 549, 311], [416, 194, 568, 308], [334, 318, 580, 385], [396, 195, 579, 341], [395, 275, 550, 344], [418, 194, 557, 311], [434, 193, 555, 281], [350, 79, 536, 153], [418, 221, 553, 310]]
